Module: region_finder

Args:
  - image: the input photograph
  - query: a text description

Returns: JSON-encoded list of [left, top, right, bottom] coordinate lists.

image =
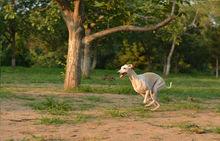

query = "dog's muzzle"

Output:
[[119, 72, 127, 78]]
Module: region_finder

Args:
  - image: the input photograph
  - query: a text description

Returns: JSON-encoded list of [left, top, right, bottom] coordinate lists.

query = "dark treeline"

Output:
[[0, 0, 220, 77]]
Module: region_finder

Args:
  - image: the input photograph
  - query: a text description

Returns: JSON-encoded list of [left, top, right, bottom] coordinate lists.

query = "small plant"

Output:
[[29, 97, 72, 115]]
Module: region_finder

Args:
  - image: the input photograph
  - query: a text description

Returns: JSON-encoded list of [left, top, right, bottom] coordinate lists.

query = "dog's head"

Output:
[[118, 64, 134, 78]]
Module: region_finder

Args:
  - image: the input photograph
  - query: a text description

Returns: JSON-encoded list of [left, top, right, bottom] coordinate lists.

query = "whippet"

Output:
[[118, 64, 172, 111]]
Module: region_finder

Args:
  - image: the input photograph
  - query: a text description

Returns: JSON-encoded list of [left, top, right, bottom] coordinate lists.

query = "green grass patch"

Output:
[[211, 127, 220, 134], [0, 89, 14, 99], [105, 107, 151, 118], [71, 85, 134, 94], [105, 108, 130, 118], [72, 103, 96, 111], [177, 122, 220, 134], [128, 106, 151, 118], [29, 97, 72, 115], [39, 113, 95, 125], [161, 102, 204, 111], [73, 113, 95, 124], [178, 122, 209, 134], [2, 67, 220, 112], [1, 67, 64, 84], [0, 89, 35, 101], [39, 117, 65, 125], [216, 105, 220, 113], [85, 95, 102, 102]]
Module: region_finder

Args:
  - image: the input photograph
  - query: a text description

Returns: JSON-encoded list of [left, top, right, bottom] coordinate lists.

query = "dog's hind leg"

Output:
[[145, 91, 155, 107], [150, 101, 160, 111], [148, 80, 164, 110]]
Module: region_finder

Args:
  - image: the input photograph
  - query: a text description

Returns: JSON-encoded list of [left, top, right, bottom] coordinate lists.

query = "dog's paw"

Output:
[[150, 106, 159, 111]]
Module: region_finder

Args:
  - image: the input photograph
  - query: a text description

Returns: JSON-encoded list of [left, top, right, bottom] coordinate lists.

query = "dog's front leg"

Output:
[[143, 90, 152, 104], [143, 90, 148, 104]]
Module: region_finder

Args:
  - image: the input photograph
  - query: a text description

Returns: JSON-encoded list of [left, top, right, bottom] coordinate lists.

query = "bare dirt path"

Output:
[[1, 93, 220, 141]]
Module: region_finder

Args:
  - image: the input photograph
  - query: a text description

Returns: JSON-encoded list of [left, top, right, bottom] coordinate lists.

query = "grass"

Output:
[[105, 108, 130, 118], [74, 113, 95, 123], [105, 106, 152, 118], [1, 66, 220, 112], [40, 117, 66, 125], [177, 122, 220, 134], [29, 97, 72, 115], [0, 89, 14, 99], [6, 135, 64, 141], [39, 113, 95, 125]]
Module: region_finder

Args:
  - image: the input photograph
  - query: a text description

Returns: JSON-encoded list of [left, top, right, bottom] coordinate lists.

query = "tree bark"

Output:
[[64, 23, 84, 89], [216, 57, 219, 78], [63, 0, 85, 90], [164, 37, 176, 76]]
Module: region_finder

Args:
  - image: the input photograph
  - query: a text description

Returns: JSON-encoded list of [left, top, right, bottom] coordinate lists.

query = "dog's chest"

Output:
[[131, 80, 148, 94]]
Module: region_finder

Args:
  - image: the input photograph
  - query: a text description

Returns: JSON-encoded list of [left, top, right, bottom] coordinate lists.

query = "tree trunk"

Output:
[[82, 27, 92, 78], [164, 37, 176, 76], [11, 30, 16, 67], [11, 0, 16, 67], [64, 24, 84, 90], [82, 44, 91, 78], [91, 47, 97, 70], [216, 57, 219, 78], [63, 0, 85, 90]]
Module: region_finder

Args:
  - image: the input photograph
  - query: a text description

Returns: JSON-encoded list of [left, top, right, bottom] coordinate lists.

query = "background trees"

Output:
[[0, 0, 219, 89]]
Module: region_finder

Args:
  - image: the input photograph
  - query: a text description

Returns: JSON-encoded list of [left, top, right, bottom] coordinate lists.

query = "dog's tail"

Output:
[[166, 82, 172, 89]]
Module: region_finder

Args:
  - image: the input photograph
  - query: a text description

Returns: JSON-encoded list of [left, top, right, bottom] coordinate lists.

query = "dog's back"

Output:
[[139, 72, 164, 90]]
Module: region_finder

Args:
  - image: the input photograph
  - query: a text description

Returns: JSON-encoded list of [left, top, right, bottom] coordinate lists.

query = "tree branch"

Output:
[[84, 16, 175, 44], [84, 0, 176, 45], [73, 0, 80, 19], [171, 0, 176, 16]]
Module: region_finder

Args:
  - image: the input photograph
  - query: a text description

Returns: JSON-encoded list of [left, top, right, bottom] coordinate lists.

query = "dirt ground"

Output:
[[1, 93, 220, 141]]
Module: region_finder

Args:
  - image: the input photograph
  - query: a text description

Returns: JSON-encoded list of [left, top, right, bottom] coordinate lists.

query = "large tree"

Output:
[[53, 0, 177, 90]]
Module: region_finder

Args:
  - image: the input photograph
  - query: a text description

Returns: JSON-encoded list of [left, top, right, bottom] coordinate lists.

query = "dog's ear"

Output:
[[128, 64, 134, 69]]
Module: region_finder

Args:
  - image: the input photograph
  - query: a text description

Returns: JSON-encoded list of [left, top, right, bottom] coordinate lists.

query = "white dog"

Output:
[[118, 64, 172, 111]]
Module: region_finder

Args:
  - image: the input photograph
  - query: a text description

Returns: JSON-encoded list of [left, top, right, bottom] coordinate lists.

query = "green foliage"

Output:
[[115, 39, 148, 69], [0, 0, 218, 74]]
